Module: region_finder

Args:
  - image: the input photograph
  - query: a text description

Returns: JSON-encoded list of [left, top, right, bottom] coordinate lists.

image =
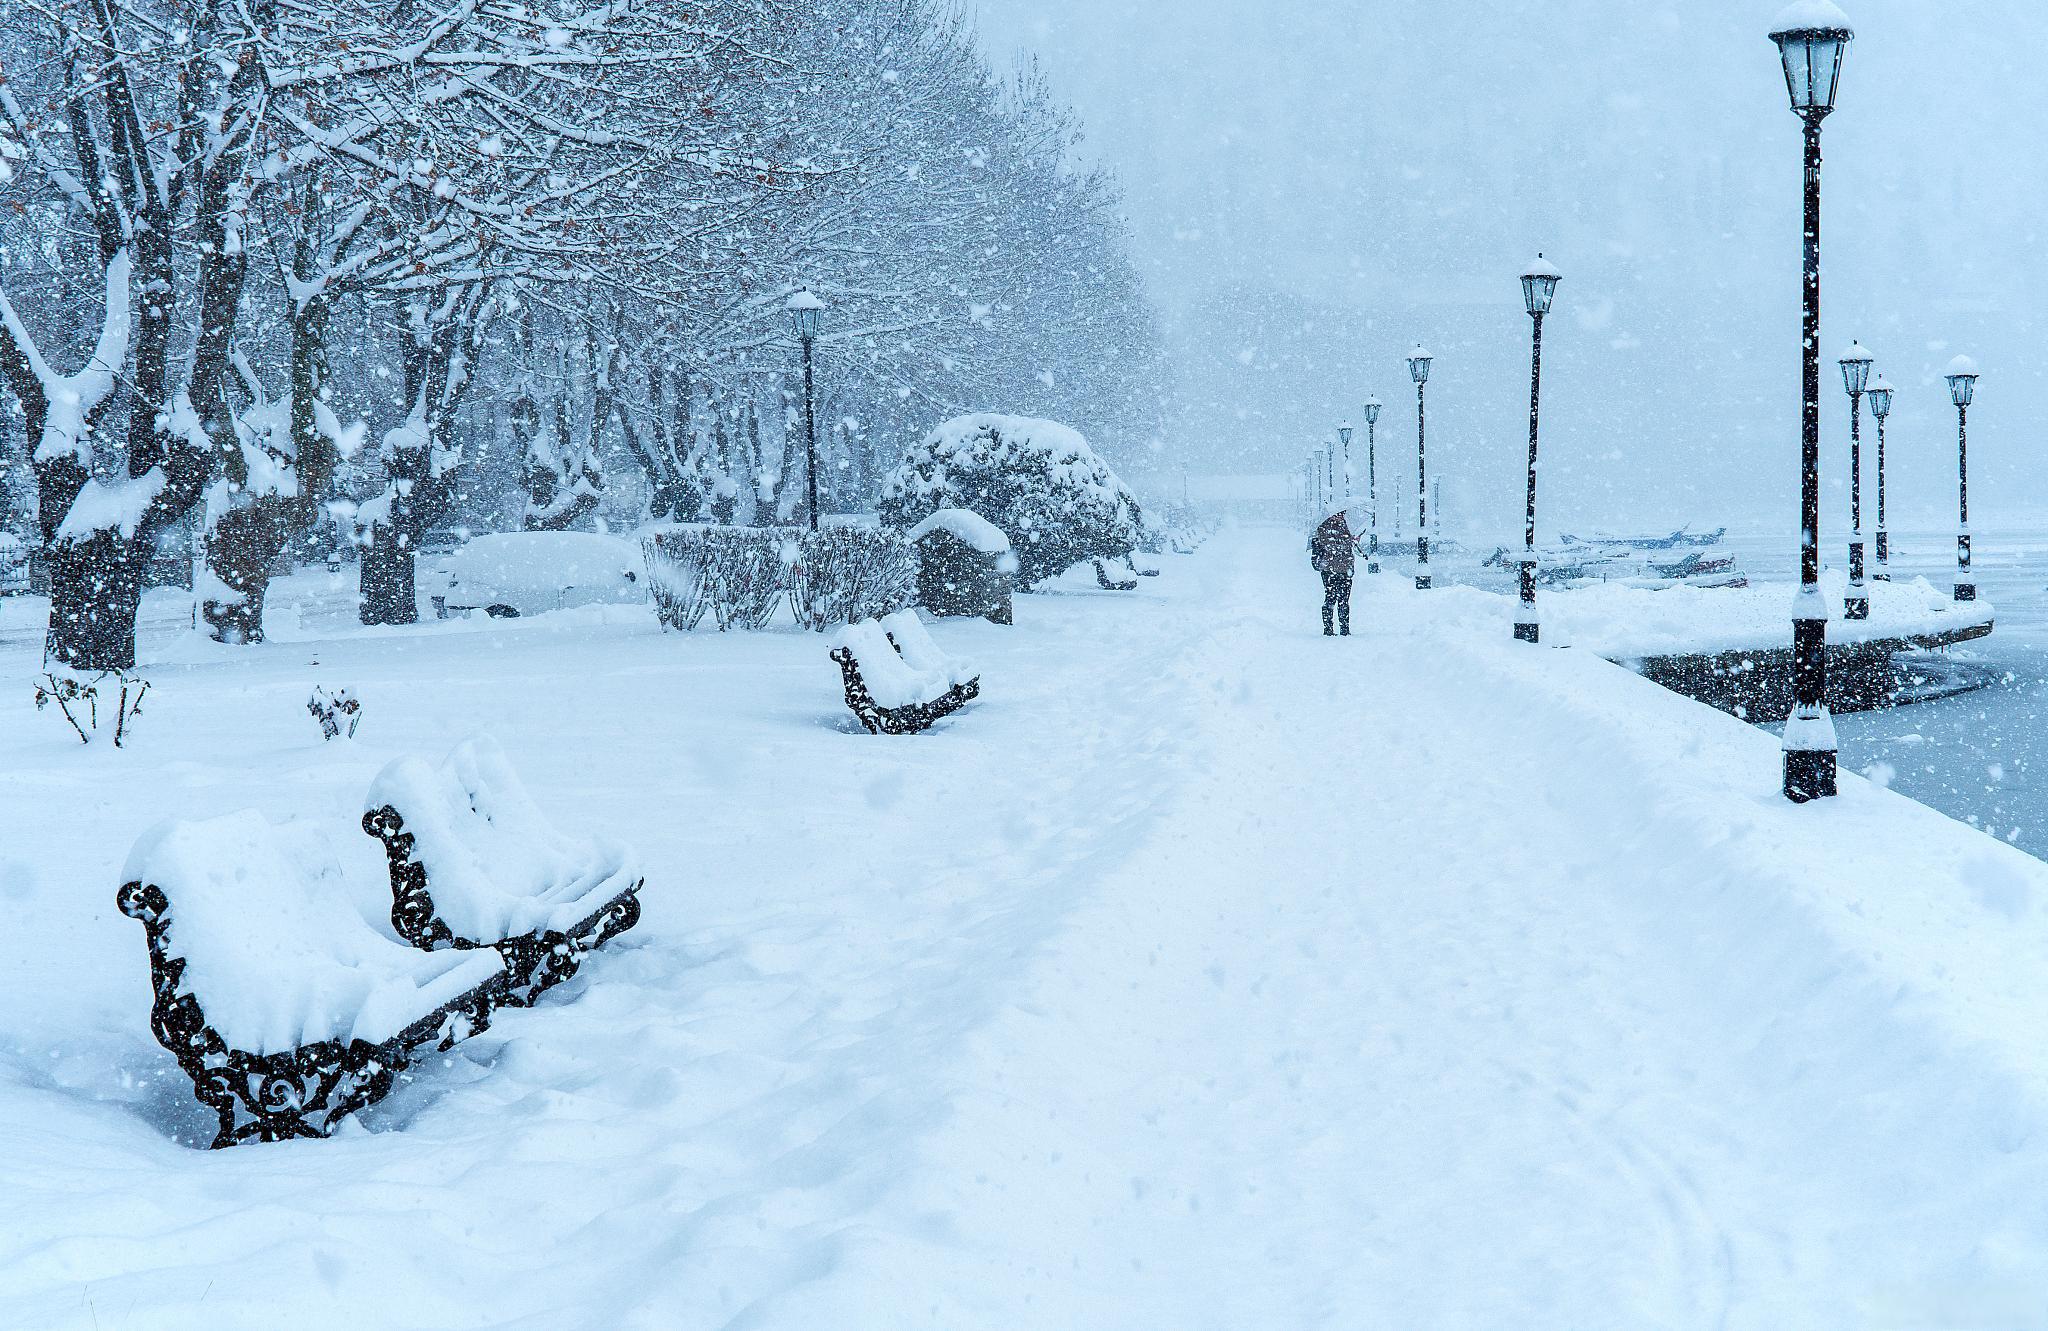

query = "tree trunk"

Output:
[[360, 530, 419, 625], [45, 533, 148, 672], [202, 505, 288, 643], [358, 288, 488, 625]]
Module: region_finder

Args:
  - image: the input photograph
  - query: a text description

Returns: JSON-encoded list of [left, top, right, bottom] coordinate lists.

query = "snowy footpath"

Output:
[[7, 528, 2048, 1328]]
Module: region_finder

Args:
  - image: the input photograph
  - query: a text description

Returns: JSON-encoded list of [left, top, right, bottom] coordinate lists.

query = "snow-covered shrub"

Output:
[[308, 686, 362, 741], [789, 527, 918, 631], [642, 525, 798, 631], [909, 508, 1016, 623], [35, 667, 148, 746], [880, 415, 1144, 589]]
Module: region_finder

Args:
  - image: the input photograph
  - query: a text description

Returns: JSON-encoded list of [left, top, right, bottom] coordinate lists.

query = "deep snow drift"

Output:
[[5, 530, 2048, 1328]]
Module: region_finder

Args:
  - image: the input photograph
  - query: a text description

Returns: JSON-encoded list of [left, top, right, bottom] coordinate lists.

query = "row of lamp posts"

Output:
[[1305, 264, 1556, 629], [1771, 3, 1980, 802], [1299, 2, 1979, 811]]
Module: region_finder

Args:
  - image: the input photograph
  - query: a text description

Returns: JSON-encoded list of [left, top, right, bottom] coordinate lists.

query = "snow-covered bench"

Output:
[[1093, 558, 1139, 591], [830, 609, 980, 735], [361, 736, 643, 1005], [119, 812, 507, 1148]]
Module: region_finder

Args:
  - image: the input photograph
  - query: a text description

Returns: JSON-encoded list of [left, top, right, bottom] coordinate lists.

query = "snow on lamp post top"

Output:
[[785, 288, 825, 340], [1946, 355, 1979, 406], [1867, 375, 1894, 419], [1520, 254, 1561, 317], [1407, 347, 1433, 384], [1363, 395, 1381, 425], [1838, 341, 1873, 395], [1337, 422, 1353, 446], [1769, 1, 1854, 118]]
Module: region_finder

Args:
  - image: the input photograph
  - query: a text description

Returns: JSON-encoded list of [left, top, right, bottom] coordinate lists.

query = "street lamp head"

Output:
[[1407, 346, 1433, 385], [1867, 375, 1894, 420], [1838, 341, 1873, 395], [785, 288, 825, 340], [1337, 422, 1354, 446], [1769, 1, 1854, 119], [1946, 354, 1979, 407], [1363, 395, 1382, 426], [1521, 254, 1562, 317]]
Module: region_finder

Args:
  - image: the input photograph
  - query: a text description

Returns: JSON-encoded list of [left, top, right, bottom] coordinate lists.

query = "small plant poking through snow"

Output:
[[35, 669, 149, 747], [308, 686, 362, 741]]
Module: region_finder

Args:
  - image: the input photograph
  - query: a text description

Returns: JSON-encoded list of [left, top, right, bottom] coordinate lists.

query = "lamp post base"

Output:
[[1846, 537, 1867, 619], [1783, 746, 1839, 803], [1513, 620, 1539, 644], [1844, 595, 1869, 620], [1415, 574, 1432, 591], [1874, 528, 1889, 579], [1955, 583, 1976, 603]]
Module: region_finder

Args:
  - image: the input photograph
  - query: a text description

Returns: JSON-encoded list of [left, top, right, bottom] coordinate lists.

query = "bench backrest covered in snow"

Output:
[[362, 735, 643, 1004], [830, 610, 980, 734]]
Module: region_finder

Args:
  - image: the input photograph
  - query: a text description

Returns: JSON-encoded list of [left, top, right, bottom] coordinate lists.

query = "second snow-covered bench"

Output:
[[119, 812, 507, 1148], [362, 736, 644, 1005], [830, 609, 980, 735]]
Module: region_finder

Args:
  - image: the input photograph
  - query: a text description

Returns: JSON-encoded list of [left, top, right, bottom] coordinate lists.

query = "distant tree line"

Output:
[[0, 0, 1165, 664]]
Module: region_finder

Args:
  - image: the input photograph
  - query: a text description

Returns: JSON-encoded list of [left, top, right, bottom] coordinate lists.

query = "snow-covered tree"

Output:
[[879, 414, 1144, 588], [0, 0, 265, 670]]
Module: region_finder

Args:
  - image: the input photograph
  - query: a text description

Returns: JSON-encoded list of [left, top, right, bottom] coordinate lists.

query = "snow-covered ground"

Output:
[[7, 529, 2048, 1327]]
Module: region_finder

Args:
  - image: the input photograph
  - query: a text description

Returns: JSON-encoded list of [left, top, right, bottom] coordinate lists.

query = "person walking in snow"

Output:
[[1309, 509, 1361, 636]]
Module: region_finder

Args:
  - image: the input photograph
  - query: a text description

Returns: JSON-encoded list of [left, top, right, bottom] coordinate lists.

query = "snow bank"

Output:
[[908, 507, 1010, 554], [365, 735, 635, 942], [123, 811, 504, 1055]]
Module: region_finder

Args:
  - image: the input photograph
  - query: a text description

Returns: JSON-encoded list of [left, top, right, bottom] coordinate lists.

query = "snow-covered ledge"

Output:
[[1516, 569, 1989, 661]]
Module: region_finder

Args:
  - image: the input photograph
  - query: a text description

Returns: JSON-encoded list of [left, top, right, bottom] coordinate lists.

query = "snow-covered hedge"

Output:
[[645, 524, 918, 632], [880, 415, 1144, 588], [643, 525, 796, 632], [789, 526, 918, 631]]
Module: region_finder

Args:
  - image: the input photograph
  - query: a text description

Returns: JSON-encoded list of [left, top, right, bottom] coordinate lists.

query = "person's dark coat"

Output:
[[1309, 513, 1357, 577]]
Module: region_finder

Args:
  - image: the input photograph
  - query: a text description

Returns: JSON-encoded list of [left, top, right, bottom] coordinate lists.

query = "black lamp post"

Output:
[[1769, 2, 1853, 803], [1338, 421, 1354, 507], [1517, 255, 1561, 644], [1947, 355, 1979, 602], [1363, 395, 1382, 574], [1839, 341, 1873, 619], [1408, 346, 1433, 590], [1869, 373, 1893, 579], [785, 290, 825, 531]]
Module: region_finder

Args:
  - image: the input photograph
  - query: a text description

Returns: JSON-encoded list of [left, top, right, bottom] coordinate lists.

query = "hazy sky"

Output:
[[969, 0, 2044, 537]]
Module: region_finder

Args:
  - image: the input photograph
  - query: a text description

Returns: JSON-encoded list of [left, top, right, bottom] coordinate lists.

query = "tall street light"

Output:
[[1408, 346, 1433, 590], [1839, 341, 1873, 620], [1769, 2, 1853, 803], [785, 289, 826, 531], [1869, 373, 1893, 579], [1947, 355, 1979, 603], [1338, 421, 1354, 505], [1363, 395, 1382, 574], [1517, 255, 1561, 644]]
